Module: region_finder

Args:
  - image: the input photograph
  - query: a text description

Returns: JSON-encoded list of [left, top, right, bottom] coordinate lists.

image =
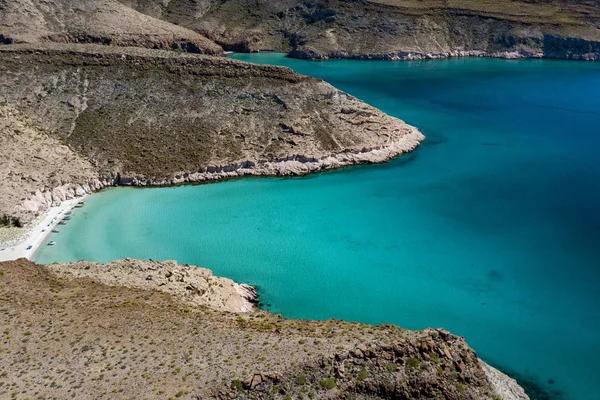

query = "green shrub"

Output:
[[358, 369, 368, 381], [406, 357, 420, 369], [456, 383, 468, 392], [319, 378, 336, 390], [231, 379, 244, 391], [296, 375, 307, 385]]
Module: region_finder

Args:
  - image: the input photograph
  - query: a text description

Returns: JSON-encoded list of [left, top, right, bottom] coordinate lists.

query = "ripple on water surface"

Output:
[[37, 54, 600, 400]]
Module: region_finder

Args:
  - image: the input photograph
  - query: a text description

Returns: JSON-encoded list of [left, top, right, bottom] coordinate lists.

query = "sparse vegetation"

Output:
[[406, 357, 421, 370], [358, 369, 368, 381], [0, 258, 515, 399], [125, 0, 600, 60], [0, 44, 416, 224], [318, 377, 336, 390]]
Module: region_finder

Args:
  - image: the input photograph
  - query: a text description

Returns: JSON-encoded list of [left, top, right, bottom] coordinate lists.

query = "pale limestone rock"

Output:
[[480, 360, 530, 400], [44, 258, 258, 313]]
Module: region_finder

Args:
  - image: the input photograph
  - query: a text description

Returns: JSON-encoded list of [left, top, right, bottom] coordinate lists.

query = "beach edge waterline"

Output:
[[0, 196, 87, 262], [1, 129, 424, 260]]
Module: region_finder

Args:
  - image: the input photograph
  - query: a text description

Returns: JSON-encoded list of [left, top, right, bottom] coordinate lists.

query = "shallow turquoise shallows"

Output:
[[37, 54, 600, 400]]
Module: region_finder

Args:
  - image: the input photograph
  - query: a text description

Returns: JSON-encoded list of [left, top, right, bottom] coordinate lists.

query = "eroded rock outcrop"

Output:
[[231, 329, 517, 400], [44, 258, 258, 312], [481, 360, 530, 400], [0, 106, 114, 225]]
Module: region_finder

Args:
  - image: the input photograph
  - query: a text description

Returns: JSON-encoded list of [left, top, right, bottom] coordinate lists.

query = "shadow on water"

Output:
[[536, 104, 600, 116], [494, 364, 565, 400], [292, 127, 447, 181], [417, 130, 448, 148], [486, 269, 503, 282], [289, 147, 423, 181]]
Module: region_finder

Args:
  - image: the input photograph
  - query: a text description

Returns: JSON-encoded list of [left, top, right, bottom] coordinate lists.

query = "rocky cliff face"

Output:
[[0, 258, 528, 399], [45, 258, 259, 313], [0, 106, 108, 226], [0, 43, 423, 224], [0, 0, 223, 55], [121, 0, 600, 60], [3, 0, 595, 61]]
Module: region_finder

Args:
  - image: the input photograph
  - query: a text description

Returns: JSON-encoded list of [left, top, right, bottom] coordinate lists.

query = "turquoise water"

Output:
[[37, 54, 600, 400]]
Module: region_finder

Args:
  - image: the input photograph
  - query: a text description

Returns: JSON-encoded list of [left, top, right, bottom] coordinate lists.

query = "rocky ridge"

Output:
[[0, 43, 423, 225], [122, 0, 600, 61], [0, 258, 529, 399], [0, 0, 223, 55]]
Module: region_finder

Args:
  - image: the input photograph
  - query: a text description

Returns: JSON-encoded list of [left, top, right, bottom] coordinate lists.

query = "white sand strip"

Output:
[[0, 195, 87, 262]]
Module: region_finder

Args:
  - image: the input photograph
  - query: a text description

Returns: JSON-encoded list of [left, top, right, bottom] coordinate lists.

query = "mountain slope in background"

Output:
[[0, 0, 223, 54], [120, 0, 600, 60]]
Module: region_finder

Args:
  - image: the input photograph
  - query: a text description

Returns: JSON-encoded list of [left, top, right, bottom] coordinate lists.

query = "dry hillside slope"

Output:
[[0, 43, 423, 224], [121, 0, 600, 60], [0, 258, 529, 399], [0, 0, 223, 54]]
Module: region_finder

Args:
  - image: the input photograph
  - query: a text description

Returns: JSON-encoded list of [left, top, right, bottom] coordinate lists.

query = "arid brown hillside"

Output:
[[121, 0, 600, 60], [0, 43, 422, 224], [0, 258, 527, 399], [0, 0, 223, 55]]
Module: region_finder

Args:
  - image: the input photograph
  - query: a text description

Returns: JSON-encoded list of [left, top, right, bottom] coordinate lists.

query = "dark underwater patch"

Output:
[[495, 364, 565, 400], [487, 269, 503, 282]]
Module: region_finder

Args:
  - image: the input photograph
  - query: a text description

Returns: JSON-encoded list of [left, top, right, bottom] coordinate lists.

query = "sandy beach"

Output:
[[0, 196, 87, 262]]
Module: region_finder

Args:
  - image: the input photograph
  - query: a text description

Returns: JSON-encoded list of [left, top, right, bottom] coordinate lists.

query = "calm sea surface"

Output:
[[37, 54, 600, 400]]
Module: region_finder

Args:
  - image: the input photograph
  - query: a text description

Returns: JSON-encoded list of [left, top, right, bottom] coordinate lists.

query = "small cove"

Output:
[[36, 54, 600, 400]]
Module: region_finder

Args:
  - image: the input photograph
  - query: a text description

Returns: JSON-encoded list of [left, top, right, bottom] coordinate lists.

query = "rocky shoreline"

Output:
[[288, 42, 600, 62], [124, 130, 424, 185], [14, 129, 424, 227], [0, 44, 424, 227], [44, 258, 259, 313], [126, 0, 600, 64]]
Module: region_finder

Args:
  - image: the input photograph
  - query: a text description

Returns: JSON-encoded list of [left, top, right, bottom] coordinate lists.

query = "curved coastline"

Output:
[[0, 94, 529, 398], [0, 196, 87, 262], [0, 129, 424, 261]]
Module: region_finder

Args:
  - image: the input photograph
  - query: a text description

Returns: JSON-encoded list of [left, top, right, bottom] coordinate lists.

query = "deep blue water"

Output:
[[36, 54, 600, 400]]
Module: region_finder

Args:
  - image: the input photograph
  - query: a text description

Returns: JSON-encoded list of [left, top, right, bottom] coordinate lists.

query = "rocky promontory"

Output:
[[44, 258, 259, 313], [0, 258, 528, 399], [0, 43, 423, 225]]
